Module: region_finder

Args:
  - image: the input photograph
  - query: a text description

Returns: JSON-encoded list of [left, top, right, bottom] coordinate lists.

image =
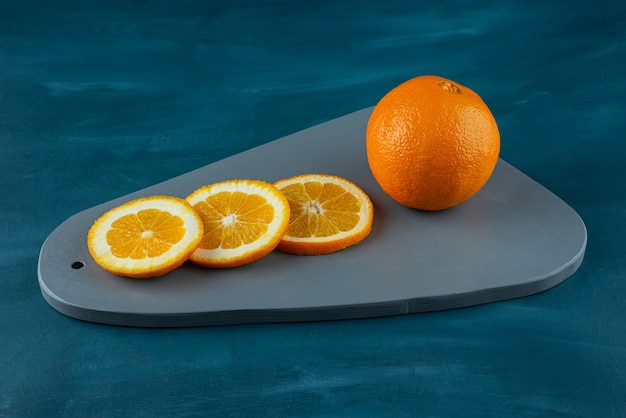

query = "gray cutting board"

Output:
[[38, 107, 587, 327]]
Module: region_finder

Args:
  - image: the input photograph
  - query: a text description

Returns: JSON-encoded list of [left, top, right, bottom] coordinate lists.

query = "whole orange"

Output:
[[366, 75, 500, 210]]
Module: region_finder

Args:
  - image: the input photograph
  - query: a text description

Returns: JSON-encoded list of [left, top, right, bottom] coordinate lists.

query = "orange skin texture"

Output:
[[366, 75, 500, 210]]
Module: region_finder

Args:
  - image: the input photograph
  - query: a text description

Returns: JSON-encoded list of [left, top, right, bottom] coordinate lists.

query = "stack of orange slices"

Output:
[[87, 175, 374, 278]]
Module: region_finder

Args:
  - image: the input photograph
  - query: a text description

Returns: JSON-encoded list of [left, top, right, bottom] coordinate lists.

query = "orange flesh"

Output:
[[192, 191, 274, 250], [282, 182, 361, 238], [106, 209, 186, 259]]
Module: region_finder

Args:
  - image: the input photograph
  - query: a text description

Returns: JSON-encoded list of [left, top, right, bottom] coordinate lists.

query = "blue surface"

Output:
[[1, 1, 625, 416]]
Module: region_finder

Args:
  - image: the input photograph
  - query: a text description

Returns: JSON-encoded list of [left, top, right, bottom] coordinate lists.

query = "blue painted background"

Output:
[[2, 0, 625, 416]]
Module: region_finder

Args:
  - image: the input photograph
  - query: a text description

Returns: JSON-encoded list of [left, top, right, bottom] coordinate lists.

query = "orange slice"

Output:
[[87, 196, 204, 278], [274, 174, 374, 255], [185, 179, 290, 268]]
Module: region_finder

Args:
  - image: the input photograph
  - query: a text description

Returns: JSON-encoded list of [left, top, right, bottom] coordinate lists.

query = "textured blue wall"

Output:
[[1, 1, 625, 416]]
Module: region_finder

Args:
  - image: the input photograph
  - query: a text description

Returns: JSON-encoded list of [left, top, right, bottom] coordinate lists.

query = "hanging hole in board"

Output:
[[71, 261, 85, 270]]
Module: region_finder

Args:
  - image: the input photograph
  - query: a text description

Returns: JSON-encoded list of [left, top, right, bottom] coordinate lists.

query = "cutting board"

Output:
[[38, 107, 587, 327]]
